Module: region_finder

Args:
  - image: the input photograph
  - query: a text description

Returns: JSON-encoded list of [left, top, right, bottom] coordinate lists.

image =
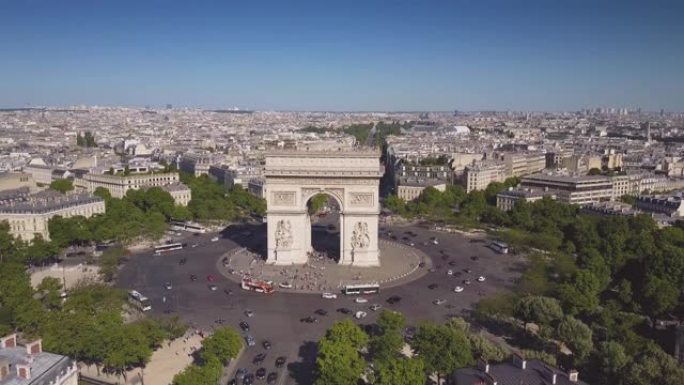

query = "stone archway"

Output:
[[264, 151, 383, 267]]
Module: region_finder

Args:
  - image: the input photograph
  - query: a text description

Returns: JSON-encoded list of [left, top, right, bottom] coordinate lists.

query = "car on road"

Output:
[[369, 304, 381, 311], [275, 356, 287, 368], [387, 295, 401, 304], [314, 309, 328, 316], [300, 316, 319, 323], [337, 307, 352, 314], [207, 274, 216, 282], [406, 241, 415, 246], [418, 262, 426, 268], [278, 282, 292, 289], [433, 298, 447, 306], [262, 340, 271, 350], [464, 268, 472, 273], [267, 372, 277, 385], [235, 368, 247, 381], [463, 279, 472, 285], [253, 353, 266, 364], [224, 288, 233, 295], [243, 373, 254, 385], [477, 276, 486, 282], [164, 282, 172, 290], [245, 335, 256, 347], [354, 311, 367, 319], [454, 286, 464, 293], [447, 269, 453, 276], [256, 368, 266, 380], [244, 309, 254, 317], [322, 292, 337, 299], [191, 243, 199, 248], [449, 261, 458, 266], [428, 268, 437, 273], [190, 274, 197, 281], [208, 284, 217, 291], [428, 283, 439, 290], [179, 258, 187, 265], [239, 321, 250, 332], [354, 297, 368, 304], [211, 236, 219, 242]]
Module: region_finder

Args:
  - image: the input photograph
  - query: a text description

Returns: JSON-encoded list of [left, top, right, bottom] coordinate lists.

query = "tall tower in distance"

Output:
[[646, 121, 652, 143]]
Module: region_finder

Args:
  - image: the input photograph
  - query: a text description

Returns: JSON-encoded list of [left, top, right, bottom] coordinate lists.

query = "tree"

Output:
[[513, 296, 563, 328], [315, 337, 366, 385], [638, 275, 679, 324], [324, 319, 368, 350], [374, 357, 425, 385], [36, 276, 63, 310], [98, 246, 125, 282], [411, 322, 473, 384], [557, 269, 601, 315], [199, 326, 243, 364], [173, 359, 222, 385], [94, 187, 111, 200], [49, 179, 74, 193], [308, 193, 329, 215], [555, 316, 593, 361], [623, 343, 684, 385], [382, 195, 406, 213], [592, 341, 630, 385]]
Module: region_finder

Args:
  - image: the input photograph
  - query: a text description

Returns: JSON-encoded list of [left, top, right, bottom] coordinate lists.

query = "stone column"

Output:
[[340, 213, 380, 266], [266, 212, 309, 265]]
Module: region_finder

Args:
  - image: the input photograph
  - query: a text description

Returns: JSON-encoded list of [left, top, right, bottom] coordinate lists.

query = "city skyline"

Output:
[[1, 0, 682, 111]]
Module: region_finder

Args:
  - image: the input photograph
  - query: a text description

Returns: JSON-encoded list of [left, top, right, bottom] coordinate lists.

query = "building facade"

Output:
[[78, 172, 190, 205], [521, 174, 613, 205], [397, 180, 447, 202], [463, 162, 506, 193], [0, 190, 105, 241], [496, 187, 556, 211]]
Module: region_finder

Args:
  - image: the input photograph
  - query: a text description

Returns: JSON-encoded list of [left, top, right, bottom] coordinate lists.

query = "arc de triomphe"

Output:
[[264, 151, 384, 267]]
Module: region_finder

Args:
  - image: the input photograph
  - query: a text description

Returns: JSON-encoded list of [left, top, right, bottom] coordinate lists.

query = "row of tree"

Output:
[[76, 131, 97, 147], [180, 173, 265, 222], [172, 326, 243, 385], [314, 311, 510, 385]]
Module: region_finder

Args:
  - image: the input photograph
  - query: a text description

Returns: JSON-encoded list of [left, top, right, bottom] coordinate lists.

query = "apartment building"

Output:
[[0, 172, 37, 192], [178, 154, 213, 177], [521, 174, 613, 205], [0, 190, 105, 241], [501, 153, 546, 178], [397, 178, 447, 201], [0, 334, 78, 385], [79, 172, 179, 198], [636, 195, 684, 218], [496, 187, 556, 211], [463, 162, 506, 193]]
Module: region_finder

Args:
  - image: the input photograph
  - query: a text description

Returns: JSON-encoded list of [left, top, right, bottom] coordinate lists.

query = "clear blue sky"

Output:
[[0, 0, 682, 111]]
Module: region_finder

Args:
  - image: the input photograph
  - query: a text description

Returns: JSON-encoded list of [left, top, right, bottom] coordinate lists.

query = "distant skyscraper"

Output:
[[166, 104, 173, 109]]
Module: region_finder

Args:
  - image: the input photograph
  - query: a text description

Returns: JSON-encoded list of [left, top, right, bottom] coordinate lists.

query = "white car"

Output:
[[477, 276, 486, 282], [447, 269, 453, 276], [369, 304, 381, 311], [354, 297, 368, 304], [433, 298, 446, 305], [211, 236, 219, 242], [244, 309, 254, 317], [354, 311, 367, 319], [191, 243, 199, 248], [322, 292, 337, 299], [454, 286, 464, 293], [279, 282, 293, 289]]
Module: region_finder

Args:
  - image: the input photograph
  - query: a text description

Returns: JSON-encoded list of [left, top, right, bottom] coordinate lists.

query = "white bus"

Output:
[[343, 283, 380, 295], [170, 221, 206, 233], [154, 243, 184, 254], [128, 290, 151, 312]]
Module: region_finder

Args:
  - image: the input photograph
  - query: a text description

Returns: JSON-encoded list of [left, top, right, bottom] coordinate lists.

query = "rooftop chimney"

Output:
[[0, 359, 9, 380], [568, 369, 579, 383], [483, 372, 498, 385], [0, 334, 16, 349], [16, 363, 31, 380], [477, 358, 490, 373], [542, 365, 557, 385], [512, 352, 527, 369]]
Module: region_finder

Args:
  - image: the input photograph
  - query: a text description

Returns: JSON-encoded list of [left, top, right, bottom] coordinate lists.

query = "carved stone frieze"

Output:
[[271, 191, 296, 206], [349, 192, 374, 207], [351, 221, 370, 249]]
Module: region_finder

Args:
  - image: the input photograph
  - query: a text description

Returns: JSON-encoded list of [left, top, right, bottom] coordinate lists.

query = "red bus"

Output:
[[241, 278, 275, 294]]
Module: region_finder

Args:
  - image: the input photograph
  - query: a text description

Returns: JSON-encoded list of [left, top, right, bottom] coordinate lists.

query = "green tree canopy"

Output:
[[49, 179, 74, 193]]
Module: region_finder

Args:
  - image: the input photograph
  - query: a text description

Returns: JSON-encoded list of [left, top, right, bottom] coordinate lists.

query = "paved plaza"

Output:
[[220, 238, 430, 293]]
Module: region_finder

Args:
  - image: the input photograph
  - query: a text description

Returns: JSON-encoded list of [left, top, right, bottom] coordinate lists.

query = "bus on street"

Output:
[[154, 243, 184, 254], [241, 278, 275, 294], [128, 290, 152, 312], [343, 283, 380, 295]]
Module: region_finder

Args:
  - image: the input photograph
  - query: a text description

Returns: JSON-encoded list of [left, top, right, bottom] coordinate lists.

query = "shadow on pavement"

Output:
[[287, 340, 318, 385], [221, 223, 267, 259]]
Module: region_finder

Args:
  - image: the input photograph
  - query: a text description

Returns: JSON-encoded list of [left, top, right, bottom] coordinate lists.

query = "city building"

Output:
[[22, 164, 53, 185], [500, 153, 546, 178], [636, 195, 684, 217], [580, 201, 639, 217], [521, 174, 613, 205], [397, 179, 447, 201], [0, 190, 105, 241], [0, 334, 78, 385], [78, 172, 190, 205], [463, 161, 506, 193], [248, 177, 267, 199], [0, 172, 37, 193], [452, 355, 587, 385], [160, 183, 192, 206], [178, 154, 214, 177], [496, 186, 556, 211]]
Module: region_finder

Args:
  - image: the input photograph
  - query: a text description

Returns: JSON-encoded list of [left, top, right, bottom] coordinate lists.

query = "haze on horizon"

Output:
[[0, 0, 682, 112]]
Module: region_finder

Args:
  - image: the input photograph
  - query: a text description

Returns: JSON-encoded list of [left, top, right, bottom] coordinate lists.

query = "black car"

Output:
[[471, 256, 480, 261], [235, 368, 248, 381], [253, 353, 266, 364], [428, 283, 439, 290], [239, 321, 250, 332], [464, 268, 472, 273], [275, 356, 287, 368], [190, 274, 197, 281], [300, 316, 319, 323], [243, 373, 254, 385], [267, 372, 278, 385], [224, 288, 233, 295], [262, 340, 271, 350], [448, 261, 458, 266], [418, 262, 426, 268], [337, 307, 352, 314], [256, 368, 266, 380], [314, 309, 328, 316], [387, 295, 402, 304]]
